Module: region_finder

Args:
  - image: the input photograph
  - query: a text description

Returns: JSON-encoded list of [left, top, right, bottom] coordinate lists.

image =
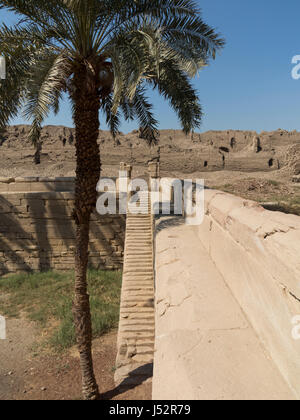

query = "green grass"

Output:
[[262, 202, 300, 216], [267, 180, 280, 187], [0, 269, 122, 351]]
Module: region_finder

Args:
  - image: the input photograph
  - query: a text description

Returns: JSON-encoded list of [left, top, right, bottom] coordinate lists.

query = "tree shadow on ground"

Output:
[[155, 215, 185, 233], [101, 363, 153, 400]]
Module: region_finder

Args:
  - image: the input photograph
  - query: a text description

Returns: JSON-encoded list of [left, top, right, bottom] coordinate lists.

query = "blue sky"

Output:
[[1, 0, 300, 133]]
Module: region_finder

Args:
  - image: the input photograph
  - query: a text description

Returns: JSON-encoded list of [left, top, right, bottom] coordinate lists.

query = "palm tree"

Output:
[[0, 0, 224, 400]]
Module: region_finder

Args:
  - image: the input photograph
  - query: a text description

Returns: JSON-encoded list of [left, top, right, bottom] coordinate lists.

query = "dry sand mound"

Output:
[[0, 125, 299, 179]]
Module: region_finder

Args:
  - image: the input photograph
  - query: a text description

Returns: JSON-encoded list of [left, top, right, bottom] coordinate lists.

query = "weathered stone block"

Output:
[[0, 186, 125, 274]]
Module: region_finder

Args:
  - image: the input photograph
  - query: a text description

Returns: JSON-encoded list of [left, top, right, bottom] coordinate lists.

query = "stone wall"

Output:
[[0, 177, 75, 193], [196, 190, 300, 398], [153, 192, 300, 399], [0, 178, 125, 275]]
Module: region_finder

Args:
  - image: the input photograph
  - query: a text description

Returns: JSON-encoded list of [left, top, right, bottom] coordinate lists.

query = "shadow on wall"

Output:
[[0, 196, 33, 275], [0, 184, 125, 275], [28, 182, 75, 272]]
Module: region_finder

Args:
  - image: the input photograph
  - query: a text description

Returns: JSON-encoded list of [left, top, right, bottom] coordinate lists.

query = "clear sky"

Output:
[[1, 0, 300, 133]]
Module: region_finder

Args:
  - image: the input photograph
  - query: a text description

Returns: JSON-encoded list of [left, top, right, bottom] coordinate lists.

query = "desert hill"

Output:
[[0, 125, 299, 179]]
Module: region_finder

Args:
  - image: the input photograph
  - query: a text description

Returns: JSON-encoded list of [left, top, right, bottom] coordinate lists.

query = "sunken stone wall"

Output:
[[0, 178, 125, 275]]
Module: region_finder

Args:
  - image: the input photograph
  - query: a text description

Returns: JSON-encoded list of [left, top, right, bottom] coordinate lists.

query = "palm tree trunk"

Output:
[[34, 141, 42, 165], [72, 66, 101, 400]]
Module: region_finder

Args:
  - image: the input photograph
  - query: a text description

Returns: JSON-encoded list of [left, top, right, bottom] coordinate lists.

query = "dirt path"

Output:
[[0, 318, 151, 400]]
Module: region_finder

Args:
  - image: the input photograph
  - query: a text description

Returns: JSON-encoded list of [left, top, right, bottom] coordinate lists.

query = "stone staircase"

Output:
[[114, 189, 155, 386]]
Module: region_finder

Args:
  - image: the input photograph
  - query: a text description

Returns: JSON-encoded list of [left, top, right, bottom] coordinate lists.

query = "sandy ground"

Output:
[[0, 318, 151, 400], [0, 125, 298, 182]]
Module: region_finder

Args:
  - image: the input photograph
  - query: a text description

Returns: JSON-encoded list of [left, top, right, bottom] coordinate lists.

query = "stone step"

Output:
[[120, 305, 155, 312], [124, 246, 152, 250], [126, 232, 152, 235], [120, 298, 154, 305], [126, 220, 152, 224], [122, 279, 154, 285], [121, 288, 154, 294], [124, 250, 152, 254], [126, 240, 152, 245], [126, 221, 152, 225], [124, 263, 153, 268], [122, 274, 154, 279], [126, 230, 152, 233], [122, 295, 154, 302], [120, 307, 155, 314], [120, 314, 154, 320], [121, 296, 154, 303], [126, 232, 152, 236], [123, 276, 153, 281], [128, 204, 150, 207], [124, 260, 153, 265], [122, 330, 155, 341], [124, 262, 153, 267], [126, 227, 152, 231], [122, 277, 154, 282], [127, 212, 150, 216], [126, 233, 152, 236], [124, 256, 153, 260], [122, 286, 154, 296], [121, 287, 154, 294], [115, 206, 155, 387], [124, 264, 153, 270], [126, 238, 152, 243], [126, 235, 152, 238], [127, 217, 152, 221], [120, 320, 155, 327], [125, 231, 151, 236], [128, 346, 155, 354], [120, 315, 154, 321], [123, 283, 154, 289], [120, 305, 154, 311], [123, 271, 154, 276], [131, 353, 154, 363], [119, 318, 155, 324], [123, 273, 153, 278], [126, 226, 152, 230], [120, 316, 155, 323], [125, 248, 152, 252], [126, 242, 152, 246], [125, 246, 152, 250], [124, 257, 153, 262], [114, 362, 153, 386], [125, 239, 152, 243], [119, 305, 153, 315], [121, 340, 155, 348], [126, 236, 152, 239]]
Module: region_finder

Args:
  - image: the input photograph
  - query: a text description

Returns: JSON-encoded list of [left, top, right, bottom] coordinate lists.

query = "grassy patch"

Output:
[[213, 180, 300, 217], [0, 269, 122, 351], [262, 202, 300, 216]]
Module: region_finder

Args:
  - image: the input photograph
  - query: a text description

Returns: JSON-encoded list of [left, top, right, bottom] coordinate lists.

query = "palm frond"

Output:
[[101, 93, 121, 138], [26, 52, 72, 145], [151, 58, 203, 133], [130, 86, 159, 145], [0, 0, 224, 144]]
